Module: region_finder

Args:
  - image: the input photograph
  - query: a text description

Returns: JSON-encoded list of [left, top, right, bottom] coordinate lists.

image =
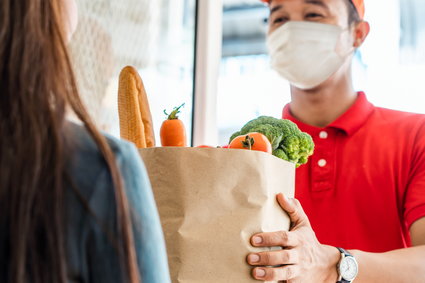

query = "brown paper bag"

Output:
[[139, 147, 295, 283]]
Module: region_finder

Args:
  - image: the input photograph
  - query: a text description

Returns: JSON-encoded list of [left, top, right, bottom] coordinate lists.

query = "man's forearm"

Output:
[[349, 246, 425, 283]]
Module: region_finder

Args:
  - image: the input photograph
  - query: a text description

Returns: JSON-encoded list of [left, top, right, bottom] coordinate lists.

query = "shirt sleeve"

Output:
[[404, 120, 425, 229], [117, 142, 171, 283]]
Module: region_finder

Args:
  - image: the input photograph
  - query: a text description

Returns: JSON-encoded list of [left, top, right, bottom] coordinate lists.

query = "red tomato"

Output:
[[196, 145, 214, 148], [228, 132, 272, 154]]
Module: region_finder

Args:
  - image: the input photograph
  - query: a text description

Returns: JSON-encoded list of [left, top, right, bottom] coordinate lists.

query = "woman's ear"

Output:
[[353, 21, 370, 48]]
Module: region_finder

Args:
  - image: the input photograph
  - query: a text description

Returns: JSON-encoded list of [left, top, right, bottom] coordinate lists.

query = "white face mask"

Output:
[[266, 21, 354, 90]]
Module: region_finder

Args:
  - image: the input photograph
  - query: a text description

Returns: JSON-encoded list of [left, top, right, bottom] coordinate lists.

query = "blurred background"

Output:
[[68, 0, 425, 146], [69, 0, 196, 142]]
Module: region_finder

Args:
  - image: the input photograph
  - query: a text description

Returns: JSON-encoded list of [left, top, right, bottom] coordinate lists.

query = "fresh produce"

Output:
[[230, 116, 314, 167], [118, 66, 155, 148], [160, 103, 187, 147], [229, 132, 272, 154]]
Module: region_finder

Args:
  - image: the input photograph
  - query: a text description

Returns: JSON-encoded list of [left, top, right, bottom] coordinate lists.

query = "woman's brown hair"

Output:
[[0, 1, 140, 282]]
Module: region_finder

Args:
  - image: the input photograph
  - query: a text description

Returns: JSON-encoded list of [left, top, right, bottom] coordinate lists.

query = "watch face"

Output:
[[339, 256, 358, 281]]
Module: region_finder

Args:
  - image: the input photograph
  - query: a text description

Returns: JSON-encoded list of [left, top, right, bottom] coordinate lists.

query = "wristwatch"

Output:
[[336, 247, 358, 283]]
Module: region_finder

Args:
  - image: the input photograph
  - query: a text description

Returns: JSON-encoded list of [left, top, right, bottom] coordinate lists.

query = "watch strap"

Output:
[[337, 247, 352, 257], [336, 247, 354, 283]]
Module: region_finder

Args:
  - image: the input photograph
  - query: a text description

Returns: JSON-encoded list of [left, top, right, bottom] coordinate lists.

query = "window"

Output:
[[218, 1, 275, 145], [69, 0, 197, 144], [400, 0, 425, 65]]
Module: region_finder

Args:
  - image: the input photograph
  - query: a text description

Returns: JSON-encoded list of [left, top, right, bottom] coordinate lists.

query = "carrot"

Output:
[[160, 103, 187, 147]]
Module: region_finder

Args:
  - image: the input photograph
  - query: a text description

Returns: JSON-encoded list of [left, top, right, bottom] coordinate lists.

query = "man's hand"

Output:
[[247, 194, 340, 282]]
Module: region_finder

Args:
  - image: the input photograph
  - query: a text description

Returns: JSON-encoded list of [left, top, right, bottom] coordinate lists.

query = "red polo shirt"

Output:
[[283, 92, 425, 252]]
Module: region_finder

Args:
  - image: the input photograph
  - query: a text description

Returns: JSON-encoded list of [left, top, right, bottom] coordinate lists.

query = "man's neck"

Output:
[[289, 71, 357, 128]]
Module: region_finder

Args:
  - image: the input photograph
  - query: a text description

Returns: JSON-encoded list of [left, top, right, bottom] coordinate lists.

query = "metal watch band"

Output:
[[336, 247, 354, 283]]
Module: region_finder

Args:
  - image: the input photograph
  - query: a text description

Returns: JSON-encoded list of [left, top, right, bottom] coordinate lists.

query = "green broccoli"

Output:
[[273, 148, 289, 160], [245, 124, 283, 150], [229, 116, 315, 167]]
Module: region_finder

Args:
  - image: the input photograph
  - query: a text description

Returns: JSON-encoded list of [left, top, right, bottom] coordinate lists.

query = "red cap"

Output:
[[351, 0, 365, 19], [261, 0, 365, 20]]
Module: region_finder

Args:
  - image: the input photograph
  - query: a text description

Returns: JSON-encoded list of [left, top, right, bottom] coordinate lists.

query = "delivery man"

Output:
[[246, 0, 425, 282]]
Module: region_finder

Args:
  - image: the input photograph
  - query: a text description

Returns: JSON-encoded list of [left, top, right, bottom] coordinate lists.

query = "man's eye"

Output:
[[273, 17, 289, 24], [305, 13, 323, 19]]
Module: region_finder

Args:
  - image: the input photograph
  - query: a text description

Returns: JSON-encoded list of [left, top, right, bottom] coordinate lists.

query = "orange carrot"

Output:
[[160, 103, 187, 147]]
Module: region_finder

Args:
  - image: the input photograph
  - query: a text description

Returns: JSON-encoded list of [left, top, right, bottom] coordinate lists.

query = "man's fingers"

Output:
[[247, 249, 298, 266], [277, 193, 310, 227], [251, 230, 298, 248], [252, 265, 300, 281]]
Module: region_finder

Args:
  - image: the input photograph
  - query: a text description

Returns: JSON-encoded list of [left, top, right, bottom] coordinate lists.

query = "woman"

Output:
[[0, 0, 171, 282]]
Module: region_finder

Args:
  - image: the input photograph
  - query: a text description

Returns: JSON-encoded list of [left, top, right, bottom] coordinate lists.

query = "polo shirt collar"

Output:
[[282, 92, 375, 136]]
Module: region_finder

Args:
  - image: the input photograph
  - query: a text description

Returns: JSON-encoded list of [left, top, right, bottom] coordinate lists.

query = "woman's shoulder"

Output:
[[65, 122, 142, 203], [65, 122, 171, 282], [66, 122, 136, 163], [64, 122, 140, 282]]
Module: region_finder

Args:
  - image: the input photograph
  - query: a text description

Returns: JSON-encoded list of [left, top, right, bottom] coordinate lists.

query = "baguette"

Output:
[[118, 66, 147, 148], [135, 69, 155, 147]]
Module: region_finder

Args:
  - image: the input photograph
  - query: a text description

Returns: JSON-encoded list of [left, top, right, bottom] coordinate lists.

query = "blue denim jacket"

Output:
[[65, 123, 171, 283]]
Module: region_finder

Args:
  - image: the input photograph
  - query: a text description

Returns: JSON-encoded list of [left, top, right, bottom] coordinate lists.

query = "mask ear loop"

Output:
[[334, 27, 356, 59]]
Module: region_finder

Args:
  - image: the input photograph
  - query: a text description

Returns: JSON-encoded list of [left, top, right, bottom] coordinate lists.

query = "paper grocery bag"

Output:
[[139, 147, 295, 283]]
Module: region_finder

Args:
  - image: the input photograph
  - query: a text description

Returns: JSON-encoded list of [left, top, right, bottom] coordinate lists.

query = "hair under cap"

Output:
[[260, 0, 365, 20]]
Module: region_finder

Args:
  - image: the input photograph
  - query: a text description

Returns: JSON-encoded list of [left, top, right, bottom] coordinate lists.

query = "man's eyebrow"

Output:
[[304, 0, 330, 10], [270, 1, 328, 16], [270, 5, 283, 15]]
